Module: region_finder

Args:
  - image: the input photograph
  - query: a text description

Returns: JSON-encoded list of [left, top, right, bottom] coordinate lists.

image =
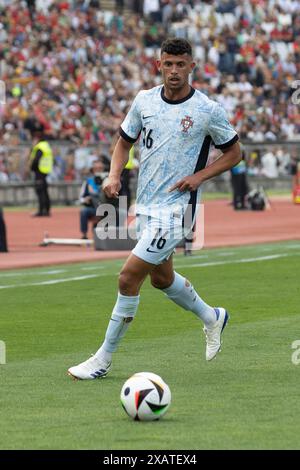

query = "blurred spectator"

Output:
[[0, 170, 8, 183], [230, 149, 248, 210], [79, 158, 106, 239], [64, 153, 76, 181], [143, 0, 161, 22], [115, 0, 124, 14], [0, 207, 8, 252], [25, 0, 36, 21], [276, 147, 291, 175], [261, 150, 279, 178], [0, 0, 299, 183], [246, 149, 261, 176], [131, 0, 143, 15], [290, 152, 300, 191]]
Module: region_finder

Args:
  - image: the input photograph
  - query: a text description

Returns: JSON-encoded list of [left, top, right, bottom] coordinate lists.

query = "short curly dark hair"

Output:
[[161, 38, 193, 57]]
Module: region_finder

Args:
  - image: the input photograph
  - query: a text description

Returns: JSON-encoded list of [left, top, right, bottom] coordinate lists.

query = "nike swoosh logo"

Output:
[[142, 115, 153, 119], [146, 247, 158, 253]]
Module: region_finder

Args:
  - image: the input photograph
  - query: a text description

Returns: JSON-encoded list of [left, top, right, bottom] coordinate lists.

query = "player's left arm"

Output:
[[169, 142, 241, 192], [169, 102, 241, 192]]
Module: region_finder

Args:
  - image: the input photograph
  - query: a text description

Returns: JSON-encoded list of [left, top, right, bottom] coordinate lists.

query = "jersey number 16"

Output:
[[142, 127, 153, 149]]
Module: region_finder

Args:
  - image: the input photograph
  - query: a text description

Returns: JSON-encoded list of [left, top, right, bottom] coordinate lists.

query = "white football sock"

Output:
[[95, 293, 140, 358], [162, 272, 216, 327]]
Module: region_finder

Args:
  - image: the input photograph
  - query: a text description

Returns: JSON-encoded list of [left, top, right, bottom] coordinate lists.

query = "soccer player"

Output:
[[68, 38, 241, 380]]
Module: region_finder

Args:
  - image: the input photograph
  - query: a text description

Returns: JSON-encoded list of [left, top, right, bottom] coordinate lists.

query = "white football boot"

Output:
[[68, 355, 111, 380], [203, 307, 229, 361]]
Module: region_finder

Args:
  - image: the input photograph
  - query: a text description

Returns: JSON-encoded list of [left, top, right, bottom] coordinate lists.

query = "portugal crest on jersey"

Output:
[[181, 115, 194, 133]]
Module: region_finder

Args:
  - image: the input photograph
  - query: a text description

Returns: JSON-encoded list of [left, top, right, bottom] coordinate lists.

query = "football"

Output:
[[120, 372, 171, 421]]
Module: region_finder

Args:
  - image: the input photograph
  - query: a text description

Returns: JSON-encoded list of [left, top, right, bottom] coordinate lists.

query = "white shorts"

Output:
[[132, 212, 192, 265]]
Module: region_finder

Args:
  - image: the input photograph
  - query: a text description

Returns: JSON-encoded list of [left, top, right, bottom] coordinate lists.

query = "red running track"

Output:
[[0, 198, 299, 270]]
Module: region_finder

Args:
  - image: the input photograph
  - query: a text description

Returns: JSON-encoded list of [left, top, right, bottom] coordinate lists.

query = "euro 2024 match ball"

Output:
[[120, 372, 171, 421]]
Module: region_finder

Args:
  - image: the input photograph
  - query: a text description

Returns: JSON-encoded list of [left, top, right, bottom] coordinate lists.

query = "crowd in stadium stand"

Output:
[[0, 0, 299, 181]]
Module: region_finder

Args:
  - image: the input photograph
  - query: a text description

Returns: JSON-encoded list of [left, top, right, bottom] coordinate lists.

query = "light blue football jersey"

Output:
[[120, 85, 238, 216]]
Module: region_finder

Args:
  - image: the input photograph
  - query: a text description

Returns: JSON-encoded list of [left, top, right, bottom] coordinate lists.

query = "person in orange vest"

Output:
[[28, 125, 53, 217]]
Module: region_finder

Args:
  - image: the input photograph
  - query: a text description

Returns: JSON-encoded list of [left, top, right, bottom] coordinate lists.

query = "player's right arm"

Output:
[[104, 137, 132, 198], [104, 93, 142, 199]]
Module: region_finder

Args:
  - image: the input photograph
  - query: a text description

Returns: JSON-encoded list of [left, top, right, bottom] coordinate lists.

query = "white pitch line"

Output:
[[0, 269, 67, 278], [176, 254, 290, 269], [80, 266, 105, 271], [257, 244, 300, 252], [2, 251, 299, 289], [0, 274, 102, 290], [188, 251, 234, 258], [214, 251, 234, 257], [176, 254, 209, 260]]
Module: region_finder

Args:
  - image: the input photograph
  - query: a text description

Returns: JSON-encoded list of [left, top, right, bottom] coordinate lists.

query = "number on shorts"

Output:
[[149, 228, 168, 250]]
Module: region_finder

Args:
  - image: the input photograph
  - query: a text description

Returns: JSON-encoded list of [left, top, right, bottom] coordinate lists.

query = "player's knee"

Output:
[[118, 270, 139, 294], [118, 271, 131, 292], [151, 273, 174, 290]]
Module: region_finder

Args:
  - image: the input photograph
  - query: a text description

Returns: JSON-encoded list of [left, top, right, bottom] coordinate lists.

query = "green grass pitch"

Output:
[[0, 241, 300, 450]]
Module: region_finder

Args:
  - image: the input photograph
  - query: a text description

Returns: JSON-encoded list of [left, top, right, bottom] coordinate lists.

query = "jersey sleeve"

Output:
[[119, 93, 142, 144], [208, 103, 239, 149]]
